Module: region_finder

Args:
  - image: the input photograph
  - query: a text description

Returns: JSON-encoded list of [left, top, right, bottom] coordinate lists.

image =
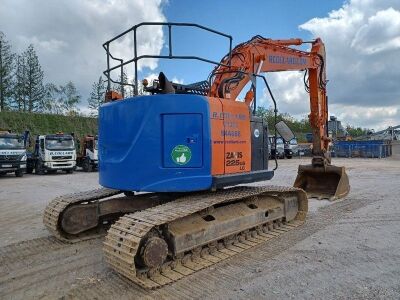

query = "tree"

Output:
[[0, 32, 15, 111], [88, 76, 106, 116], [256, 106, 311, 142], [42, 83, 61, 114], [134, 77, 146, 96], [111, 72, 134, 97], [41, 82, 80, 115], [13, 54, 27, 111], [23, 45, 45, 112], [346, 125, 370, 138], [60, 81, 80, 115]]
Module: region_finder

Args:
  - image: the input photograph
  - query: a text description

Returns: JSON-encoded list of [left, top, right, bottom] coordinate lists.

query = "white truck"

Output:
[[0, 130, 28, 177], [27, 133, 76, 174]]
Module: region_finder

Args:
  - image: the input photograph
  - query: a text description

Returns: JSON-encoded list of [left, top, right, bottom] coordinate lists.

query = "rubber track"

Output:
[[43, 188, 122, 243], [103, 185, 307, 289]]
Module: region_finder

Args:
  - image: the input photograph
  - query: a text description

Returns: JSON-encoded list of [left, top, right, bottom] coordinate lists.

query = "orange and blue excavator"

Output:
[[43, 23, 350, 289]]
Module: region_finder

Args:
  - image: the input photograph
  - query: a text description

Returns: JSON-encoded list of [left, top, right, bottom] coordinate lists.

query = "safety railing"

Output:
[[103, 22, 233, 97]]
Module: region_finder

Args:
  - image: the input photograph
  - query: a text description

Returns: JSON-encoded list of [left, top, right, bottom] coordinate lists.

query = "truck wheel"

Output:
[[35, 160, 45, 175], [286, 155, 292, 159], [26, 167, 33, 174], [82, 158, 92, 172], [15, 169, 24, 177], [66, 169, 74, 174]]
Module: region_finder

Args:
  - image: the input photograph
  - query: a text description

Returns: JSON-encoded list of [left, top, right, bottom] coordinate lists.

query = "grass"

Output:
[[0, 111, 97, 141]]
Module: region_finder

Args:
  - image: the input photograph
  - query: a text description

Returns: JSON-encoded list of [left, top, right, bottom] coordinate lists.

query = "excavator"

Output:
[[43, 23, 350, 289]]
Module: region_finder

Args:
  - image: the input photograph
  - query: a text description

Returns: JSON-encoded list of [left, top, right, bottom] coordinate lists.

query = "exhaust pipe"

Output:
[[294, 164, 350, 200]]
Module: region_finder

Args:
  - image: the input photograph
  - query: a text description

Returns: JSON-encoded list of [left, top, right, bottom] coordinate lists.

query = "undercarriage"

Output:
[[43, 185, 307, 288]]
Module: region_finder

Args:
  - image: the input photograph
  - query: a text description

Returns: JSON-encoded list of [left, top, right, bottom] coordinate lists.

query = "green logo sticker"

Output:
[[171, 145, 192, 165]]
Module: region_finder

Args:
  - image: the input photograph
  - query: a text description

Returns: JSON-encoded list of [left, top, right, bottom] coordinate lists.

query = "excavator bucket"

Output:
[[294, 164, 350, 200]]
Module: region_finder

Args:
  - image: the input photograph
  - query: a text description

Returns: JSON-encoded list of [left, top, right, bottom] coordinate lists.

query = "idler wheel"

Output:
[[140, 236, 168, 268]]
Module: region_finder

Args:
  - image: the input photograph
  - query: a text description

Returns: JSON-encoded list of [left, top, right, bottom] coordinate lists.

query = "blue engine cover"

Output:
[[99, 94, 212, 192]]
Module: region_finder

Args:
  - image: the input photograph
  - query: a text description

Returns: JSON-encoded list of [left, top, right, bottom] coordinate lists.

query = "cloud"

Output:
[[16, 36, 68, 53], [171, 77, 184, 84], [351, 8, 400, 54], [260, 72, 308, 118], [331, 104, 399, 129], [0, 0, 166, 109], [261, 0, 400, 130]]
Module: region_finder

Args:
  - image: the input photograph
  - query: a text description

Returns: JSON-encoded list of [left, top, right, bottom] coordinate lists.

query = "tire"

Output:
[[47, 170, 57, 174], [35, 160, 45, 175], [286, 155, 293, 159], [82, 157, 92, 172], [15, 169, 24, 177], [66, 169, 74, 174], [26, 167, 33, 174]]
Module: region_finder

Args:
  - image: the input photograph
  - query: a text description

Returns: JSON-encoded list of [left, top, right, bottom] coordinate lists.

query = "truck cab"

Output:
[[286, 138, 298, 158], [269, 136, 285, 159], [76, 135, 98, 172], [27, 133, 76, 174], [0, 131, 28, 177]]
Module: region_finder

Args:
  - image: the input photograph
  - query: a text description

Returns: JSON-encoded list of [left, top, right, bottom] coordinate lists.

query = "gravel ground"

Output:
[[0, 158, 399, 299]]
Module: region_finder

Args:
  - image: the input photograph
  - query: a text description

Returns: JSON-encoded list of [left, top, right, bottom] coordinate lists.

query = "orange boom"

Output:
[[210, 36, 349, 199]]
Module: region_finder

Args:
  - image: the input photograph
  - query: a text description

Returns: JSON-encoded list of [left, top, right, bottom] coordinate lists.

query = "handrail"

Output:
[[103, 22, 233, 96]]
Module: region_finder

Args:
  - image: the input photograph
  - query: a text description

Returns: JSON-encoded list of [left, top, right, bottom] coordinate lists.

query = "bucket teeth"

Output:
[[294, 164, 350, 200]]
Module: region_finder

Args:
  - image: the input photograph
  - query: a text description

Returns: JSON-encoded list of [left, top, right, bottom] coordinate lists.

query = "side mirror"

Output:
[[275, 121, 295, 142]]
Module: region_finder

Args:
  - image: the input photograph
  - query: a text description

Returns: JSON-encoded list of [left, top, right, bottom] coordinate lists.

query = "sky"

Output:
[[0, 0, 399, 130]]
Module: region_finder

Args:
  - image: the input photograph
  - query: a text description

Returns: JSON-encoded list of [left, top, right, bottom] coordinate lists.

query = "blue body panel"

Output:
[[162, 113, 203, 168], [99, 94, 212, 192]]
